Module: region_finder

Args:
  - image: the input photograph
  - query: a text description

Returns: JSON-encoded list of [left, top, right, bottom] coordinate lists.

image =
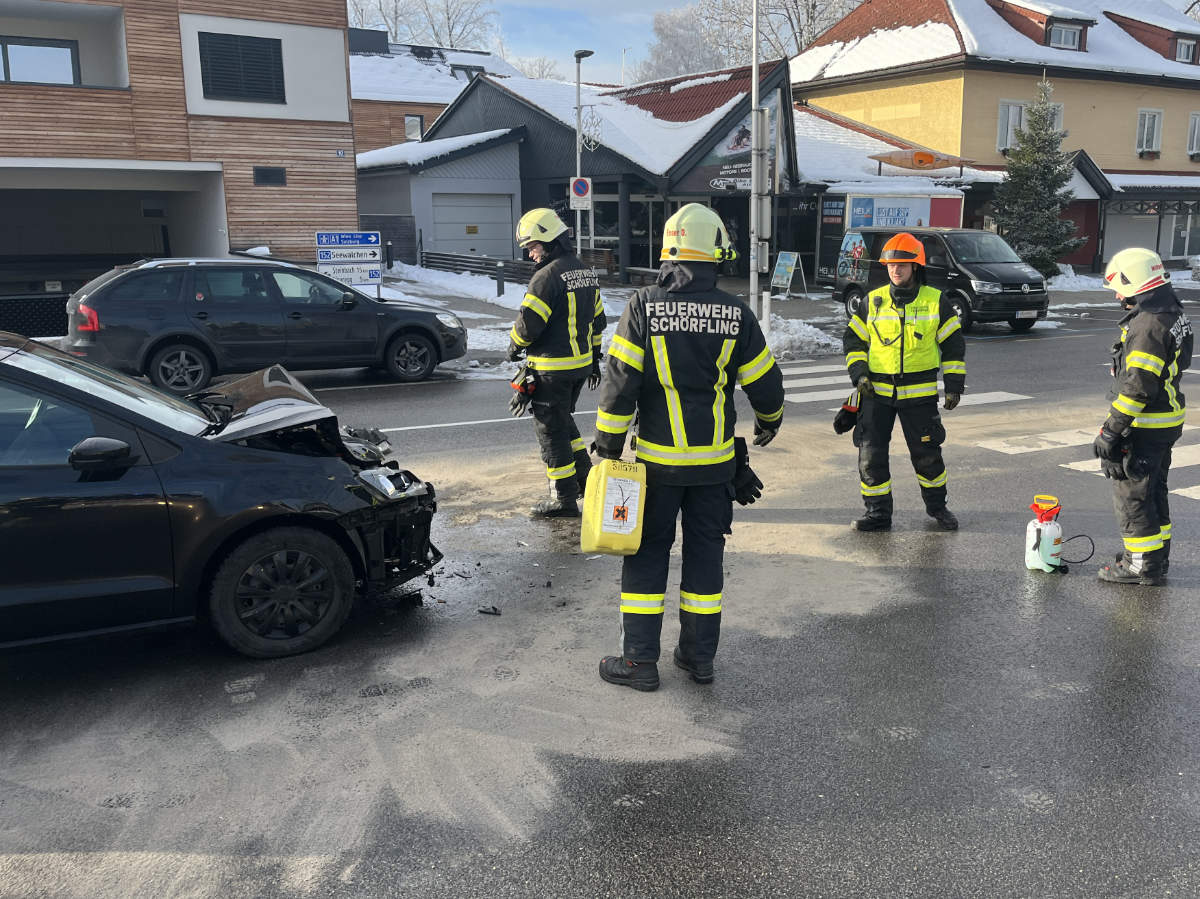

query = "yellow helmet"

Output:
[[516, 208, 568, 248], [1104, 247, 1169, 299], [660, 203, 737, 263]]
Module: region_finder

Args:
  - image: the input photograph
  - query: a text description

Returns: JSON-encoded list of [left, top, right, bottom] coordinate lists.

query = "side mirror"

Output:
[[340, 292, 358, 310], [69, 436, 134, 471], [928, 255, 948, 268]]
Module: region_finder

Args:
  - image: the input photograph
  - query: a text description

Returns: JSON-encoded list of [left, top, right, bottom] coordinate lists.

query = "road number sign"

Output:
[[569, 177, 592, 211]]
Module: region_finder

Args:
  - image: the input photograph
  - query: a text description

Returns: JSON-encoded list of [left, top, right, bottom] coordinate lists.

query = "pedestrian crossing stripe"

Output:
[[978, 425, 1197, 455], [1061, 442, 1200, 475], [777, 361, 1028, 408]]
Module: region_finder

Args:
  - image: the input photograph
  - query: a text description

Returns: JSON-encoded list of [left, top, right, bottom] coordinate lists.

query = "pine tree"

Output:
[[990, 79, 1086, 277]]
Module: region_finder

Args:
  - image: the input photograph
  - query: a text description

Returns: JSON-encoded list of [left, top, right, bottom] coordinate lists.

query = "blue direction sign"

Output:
[[315, 231, 381, 247]]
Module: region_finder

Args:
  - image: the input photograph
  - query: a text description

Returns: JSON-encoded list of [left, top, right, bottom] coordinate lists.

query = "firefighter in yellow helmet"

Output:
[[508, 208, 606, 517], [842, 232, 966, 531], [1094, 247, 1193, 585], [592, 203, 785, 691]]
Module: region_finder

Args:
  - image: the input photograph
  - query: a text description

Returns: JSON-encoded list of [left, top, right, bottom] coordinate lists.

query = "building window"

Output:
[[0, 36, 80, 85], [1048, 24, 1082, 49], [1178, 39, 1196, 63], [1189, 113, 1200, 155], [450, 65, 483, 82], [997, 101, 1064, 150], [404, 114, 423, 140], [1137, 109, 1164, 153], [253, 166, 287, 186], [198, 32, 285, 104]]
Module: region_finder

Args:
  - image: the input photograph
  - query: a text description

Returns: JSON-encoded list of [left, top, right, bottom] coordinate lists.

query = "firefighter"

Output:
[[592, 203, 785, 691], [508, 208, 606, 518], [1094, 247, 1193, 586], [842, 232, 965, 531]]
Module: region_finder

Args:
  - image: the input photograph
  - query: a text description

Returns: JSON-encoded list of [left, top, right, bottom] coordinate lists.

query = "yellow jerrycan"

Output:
[[580, 458, 647, 555]]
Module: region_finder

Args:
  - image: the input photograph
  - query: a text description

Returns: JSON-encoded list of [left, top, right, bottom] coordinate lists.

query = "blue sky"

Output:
[[494, 2, 683, 84]]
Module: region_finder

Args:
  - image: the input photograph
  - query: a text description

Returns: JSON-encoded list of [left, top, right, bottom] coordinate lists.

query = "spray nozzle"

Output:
[[1030, 494, 1061, 523]]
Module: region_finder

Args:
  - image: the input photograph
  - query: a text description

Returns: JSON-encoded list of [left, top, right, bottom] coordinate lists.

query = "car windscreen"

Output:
[[5, 341, 209, 436], [944, 232, 1022, 264]]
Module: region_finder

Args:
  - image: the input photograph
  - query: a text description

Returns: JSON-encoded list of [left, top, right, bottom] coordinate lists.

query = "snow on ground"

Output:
[[1048, 265, 1200, 292], [765, 315, 840, 358], [388, 263, 512, 305]]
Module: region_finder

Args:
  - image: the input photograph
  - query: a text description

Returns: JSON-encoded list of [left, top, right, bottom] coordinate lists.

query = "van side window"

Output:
[[921, 236, 948, 268]]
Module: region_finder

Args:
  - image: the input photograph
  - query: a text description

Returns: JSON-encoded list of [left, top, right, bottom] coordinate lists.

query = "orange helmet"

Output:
[[879, 232, 925, 267]]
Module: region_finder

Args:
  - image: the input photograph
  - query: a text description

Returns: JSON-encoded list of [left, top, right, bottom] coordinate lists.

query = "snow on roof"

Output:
[[356, 129, 512, 170], [1007, 0, 1096, 20], [669, 73, 733, 93], [1108, 172, 1200, 189], [823, 179, 964, 196], [791, 0, 1200, 84], [440, 48, 523, 76], [486, 74, 747, 175], [350, 46, 520, 105]]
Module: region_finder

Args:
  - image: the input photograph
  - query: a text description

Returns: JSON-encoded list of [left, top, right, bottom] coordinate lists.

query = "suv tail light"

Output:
[[77, 303, 99, 332]]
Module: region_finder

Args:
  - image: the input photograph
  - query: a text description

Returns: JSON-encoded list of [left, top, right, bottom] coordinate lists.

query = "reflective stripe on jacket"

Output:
[[509, 252, 605, 371], [593, 262, 785, 486], [1105, 284, 1193, 433], [842, 282, 966, 406]]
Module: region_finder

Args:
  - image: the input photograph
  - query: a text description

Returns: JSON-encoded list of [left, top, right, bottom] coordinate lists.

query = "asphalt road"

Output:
[[5, 292, 1200, 897]]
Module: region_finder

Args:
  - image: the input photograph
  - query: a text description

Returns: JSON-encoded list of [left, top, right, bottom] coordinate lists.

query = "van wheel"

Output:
[[947, 294, 973, 333], [844, 287, 865, 318], [148, 343, 213, 394], [1008, 317, 1037, 333], [208, 527, 355, 658]]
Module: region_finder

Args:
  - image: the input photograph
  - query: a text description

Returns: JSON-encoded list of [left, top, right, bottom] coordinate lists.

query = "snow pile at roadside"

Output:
[[389, 263, 522, 307], [1048, 264, 1200, 291], [766, 315, 840, 358]]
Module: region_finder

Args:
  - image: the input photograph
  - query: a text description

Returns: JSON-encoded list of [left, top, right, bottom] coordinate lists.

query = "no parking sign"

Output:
[[569, 177, 593, 211]]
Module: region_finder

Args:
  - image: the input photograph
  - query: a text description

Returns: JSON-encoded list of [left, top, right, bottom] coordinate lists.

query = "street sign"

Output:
[[569, 177, 592, 211], [318, 262, 382, 286], [771, 251, 799, 291], [317, 247, 381, 263], [315, 231, 381, 247]]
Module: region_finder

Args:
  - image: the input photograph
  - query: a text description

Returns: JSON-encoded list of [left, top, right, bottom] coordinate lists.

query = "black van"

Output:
[[833, 227, 1049, 332]]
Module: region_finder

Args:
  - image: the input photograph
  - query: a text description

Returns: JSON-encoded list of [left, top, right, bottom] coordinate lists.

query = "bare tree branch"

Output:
[[512, 55, 564, 80], [355, 0, 496, 47]]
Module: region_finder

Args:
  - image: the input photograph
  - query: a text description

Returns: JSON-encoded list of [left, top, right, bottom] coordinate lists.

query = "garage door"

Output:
[[432, 193, 513, 258]]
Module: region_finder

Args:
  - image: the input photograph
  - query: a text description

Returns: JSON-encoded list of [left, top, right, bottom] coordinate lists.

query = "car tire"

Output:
[[843, 287, 865, 318], [1008, 317, 1037, 333], [946, 293, 974, 333], [208, 527, 356, 659], [148, 343, 213, 395], [384, 332, 437, 382]]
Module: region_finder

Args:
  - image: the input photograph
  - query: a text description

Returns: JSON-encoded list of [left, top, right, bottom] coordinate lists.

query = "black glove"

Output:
[[943, 392, 961, 411], [590, 439, 621, 460], [506, 340, 523, 363], [752, 421, 778, 447], [509, 390, 532, 417], [855, 375, 874, 396], [588, 357, 602, 390], [733, 437, 763, 505], [1093, 426, 1127, 480], [833, 390, 859, 435]]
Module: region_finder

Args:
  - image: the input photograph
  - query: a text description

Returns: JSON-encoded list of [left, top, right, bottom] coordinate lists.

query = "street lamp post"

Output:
[[574, 49, 594, 257], [749, 0, 761, 323]]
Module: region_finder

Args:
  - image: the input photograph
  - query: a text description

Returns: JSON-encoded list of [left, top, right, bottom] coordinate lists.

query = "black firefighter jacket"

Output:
[[509, 248, 605, 374], [594, 262, 785, 486], [1105, 284, 1194, 437]]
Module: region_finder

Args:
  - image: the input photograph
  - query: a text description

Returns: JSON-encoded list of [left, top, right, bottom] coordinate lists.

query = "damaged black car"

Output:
[[0, 332, 440, 658]]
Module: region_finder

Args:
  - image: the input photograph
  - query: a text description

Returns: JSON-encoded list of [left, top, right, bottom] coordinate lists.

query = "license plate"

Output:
[[1015, 309, 1037, 319]]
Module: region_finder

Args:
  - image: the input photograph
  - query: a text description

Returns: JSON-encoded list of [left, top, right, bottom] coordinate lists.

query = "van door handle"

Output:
[[194, 311, 208, 320], [287, 311, 304, 319]]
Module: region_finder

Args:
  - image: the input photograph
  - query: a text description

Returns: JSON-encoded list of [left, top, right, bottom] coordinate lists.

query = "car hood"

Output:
[[961, 261, 1043, 284], [198, 365, 336, 442]]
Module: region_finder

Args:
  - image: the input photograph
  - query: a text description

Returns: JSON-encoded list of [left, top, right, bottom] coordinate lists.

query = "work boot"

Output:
[[927, 507, 959, 531], [598, 656, 660, 691], [1098, 559, 1166, 586], [852, 514, 891, 531], [530, 497, 580, 518], [673, 645, 714, 684]]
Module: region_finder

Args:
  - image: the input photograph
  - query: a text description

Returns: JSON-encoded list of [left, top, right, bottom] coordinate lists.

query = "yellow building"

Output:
[[791, 0, 1200, 267]]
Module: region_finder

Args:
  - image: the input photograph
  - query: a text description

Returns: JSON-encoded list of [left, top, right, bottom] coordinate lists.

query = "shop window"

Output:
[[404, 115, 423, 140], [1137, 109, 1163, 154], [1178, 39, 1196, 63], [1048, 24, 1082, 49], [0, 37, 80, 85], [198, 32, 285, 103]]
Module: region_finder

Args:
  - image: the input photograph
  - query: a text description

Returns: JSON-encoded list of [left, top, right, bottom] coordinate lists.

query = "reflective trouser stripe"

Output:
[[680, 591, 722, 614], [547, 462, 576, 480], [916, 470, 947, 489], [620, 593, 666, 614], [571, 437, 586, 453], [1162, 523, 1173, 541], [861, 479, 892, 497], [1123, 533, 1164, 553]]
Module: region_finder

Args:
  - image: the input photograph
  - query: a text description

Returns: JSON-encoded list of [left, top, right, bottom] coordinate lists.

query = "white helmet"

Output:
[[1104, 247, 1169, 299]]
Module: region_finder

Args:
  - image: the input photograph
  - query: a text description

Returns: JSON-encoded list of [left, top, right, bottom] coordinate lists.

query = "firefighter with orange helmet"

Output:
[[842, 232, 966, 531]]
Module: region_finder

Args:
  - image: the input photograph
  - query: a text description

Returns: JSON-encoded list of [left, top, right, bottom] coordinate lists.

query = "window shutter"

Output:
[[198, 32, 285, 104]]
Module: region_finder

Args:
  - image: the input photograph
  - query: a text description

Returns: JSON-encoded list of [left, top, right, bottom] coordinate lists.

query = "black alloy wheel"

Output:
[[149, 344, 212, 394], [384, 333, 437, 382], [843, 287, 865, 318], [946, 293, 974, 333]]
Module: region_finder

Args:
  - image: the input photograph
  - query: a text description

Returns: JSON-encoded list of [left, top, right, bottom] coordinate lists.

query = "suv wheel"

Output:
[[149, 343, 212, 394], [208, 527, 355, 658], [1008, 317, 1037, 333], [947, 293, 973, 333], [844, 287, 865, 318], [384, 333, 437, 382]]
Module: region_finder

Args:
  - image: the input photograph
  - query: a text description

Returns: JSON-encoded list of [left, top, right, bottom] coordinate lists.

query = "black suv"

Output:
[[832, 227, 1049, 332], [64, 259, 467, 393]]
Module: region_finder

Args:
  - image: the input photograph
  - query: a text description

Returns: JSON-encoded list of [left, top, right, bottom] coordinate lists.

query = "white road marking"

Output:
[[980, 425, 1198, 454], [382, 410, 599, 433], [1062, 442, 1200, 475]]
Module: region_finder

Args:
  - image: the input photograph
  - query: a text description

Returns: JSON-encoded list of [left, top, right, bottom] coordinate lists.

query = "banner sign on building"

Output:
[[672, 90, 781, 193], [849, 196, 931, 229]]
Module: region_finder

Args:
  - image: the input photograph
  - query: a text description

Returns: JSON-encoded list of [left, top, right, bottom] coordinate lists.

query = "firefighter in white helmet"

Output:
[[508, 208, 606, 517], [1094, 247, 1193, 585], [592, 203, 784, 691]]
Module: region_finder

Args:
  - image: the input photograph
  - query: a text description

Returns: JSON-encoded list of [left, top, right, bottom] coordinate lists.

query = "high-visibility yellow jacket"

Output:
[[594, 263, 785, 486], [843, 283, 966, 406], [1106, 284, 1193, 434], [509, 251, 605, 373]]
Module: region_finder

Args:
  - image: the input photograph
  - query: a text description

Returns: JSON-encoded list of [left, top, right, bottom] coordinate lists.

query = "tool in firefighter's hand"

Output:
[[1092, 426, 1128, 480], [855, 374, 874, 396], [732, 437, 763, 506], [833, 389, 860, 435], [580, 458, 646, 555], [509, 363, 537, 417], [752, 421, 777, 447]]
